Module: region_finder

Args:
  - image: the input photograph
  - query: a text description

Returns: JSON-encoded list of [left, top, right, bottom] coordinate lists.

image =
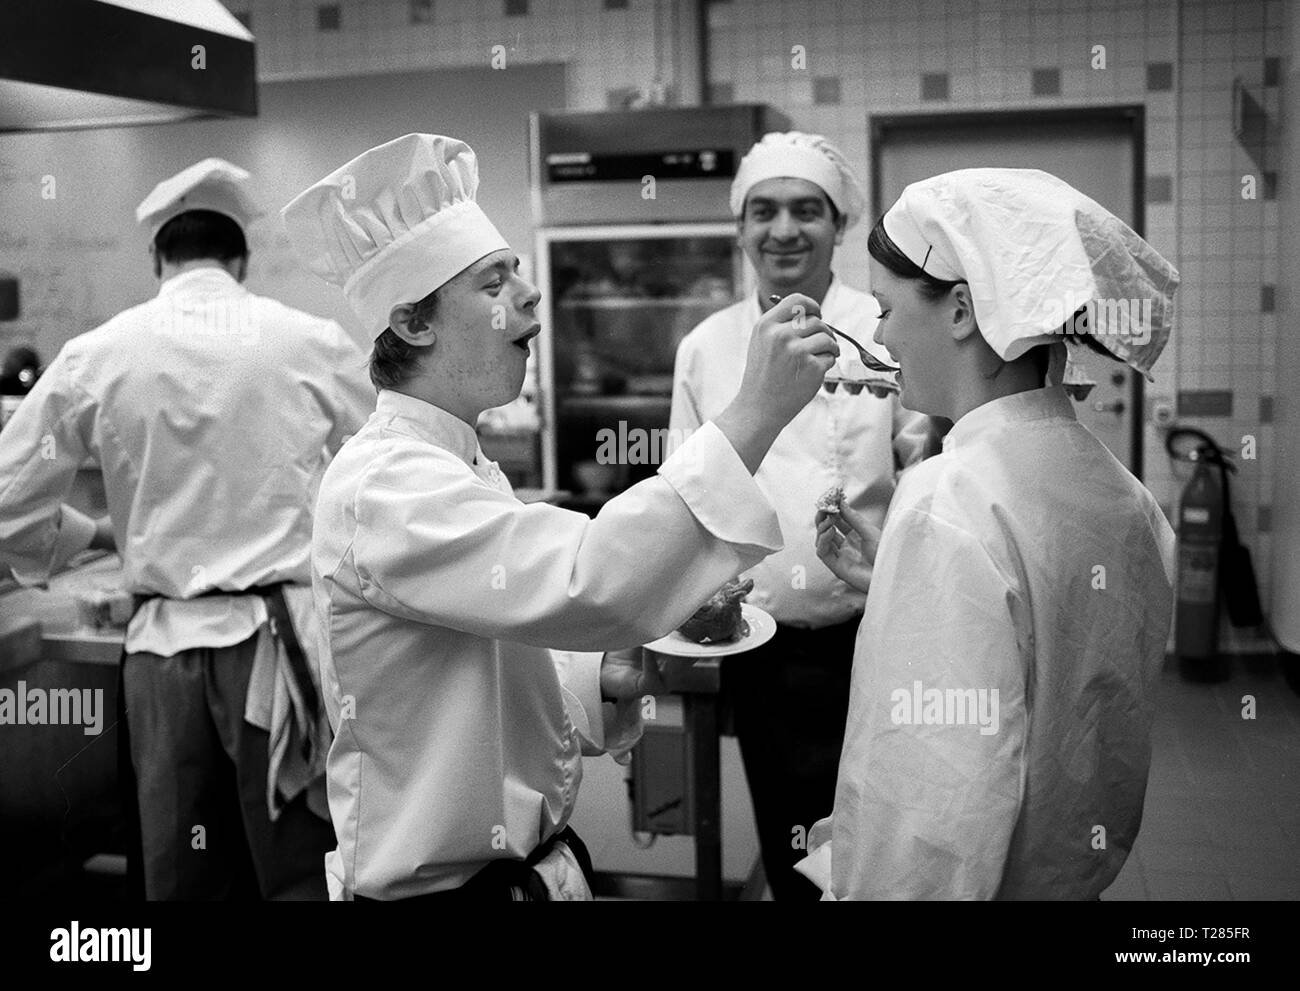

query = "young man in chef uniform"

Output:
[[0, 159, 375, 898], [669, 132, 930, 899], [281, 133, 840, 901]]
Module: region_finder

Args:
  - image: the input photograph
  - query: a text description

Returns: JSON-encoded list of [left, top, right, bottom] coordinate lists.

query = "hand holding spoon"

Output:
[[766, 294, 900, 373]]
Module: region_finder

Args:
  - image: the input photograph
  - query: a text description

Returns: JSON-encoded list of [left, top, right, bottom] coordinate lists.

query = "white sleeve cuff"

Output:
[[10, 504, 97, 587], [553, 649, 646, 763], [553, 649, 606, 755], [598, 695, 645, 766], [52, 503, 97, 568], [657, 420, 782, 553]]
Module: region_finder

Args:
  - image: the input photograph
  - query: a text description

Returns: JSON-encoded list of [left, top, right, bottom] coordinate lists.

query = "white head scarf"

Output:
[[731, 131, 866, 229], [881, 168, 1180, 379], [280, 134, 509, 340], [136, 158, 262, 237]]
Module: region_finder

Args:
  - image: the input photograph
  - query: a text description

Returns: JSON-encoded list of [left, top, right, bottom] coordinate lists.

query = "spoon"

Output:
[[767, 294, 900, 373]]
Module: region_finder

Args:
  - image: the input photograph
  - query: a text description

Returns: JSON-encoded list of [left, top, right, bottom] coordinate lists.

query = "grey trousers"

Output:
[[122, 633, 334, 900]]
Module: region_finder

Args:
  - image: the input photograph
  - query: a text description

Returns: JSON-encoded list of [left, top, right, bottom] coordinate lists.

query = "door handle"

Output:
[[1092, 400, 1126, 415]]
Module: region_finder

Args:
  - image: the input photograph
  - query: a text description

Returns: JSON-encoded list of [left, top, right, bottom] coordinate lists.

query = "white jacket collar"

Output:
[[943, 384, 1076, 453], [157, 266, 243, 298], [375, 389, 479, 467]]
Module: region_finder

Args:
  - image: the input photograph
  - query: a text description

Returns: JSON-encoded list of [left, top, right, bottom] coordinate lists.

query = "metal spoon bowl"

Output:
[[766, 294, 900, 373]]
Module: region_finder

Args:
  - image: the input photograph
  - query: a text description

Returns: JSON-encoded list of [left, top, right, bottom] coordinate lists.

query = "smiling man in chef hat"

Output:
[[802, 168, 1180, 900], [281, 133, 839, 901], [670, 131, 930, 900]]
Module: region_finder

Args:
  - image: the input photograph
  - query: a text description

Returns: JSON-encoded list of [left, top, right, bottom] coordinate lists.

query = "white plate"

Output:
[[643, 604, 776, 658]]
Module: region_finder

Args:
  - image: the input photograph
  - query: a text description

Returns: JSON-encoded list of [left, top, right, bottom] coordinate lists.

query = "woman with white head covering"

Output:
[[800, 168, 1180, 899]]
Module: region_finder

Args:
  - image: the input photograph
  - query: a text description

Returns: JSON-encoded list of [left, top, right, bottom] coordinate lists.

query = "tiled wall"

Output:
[[233, 0, 1285, 641]]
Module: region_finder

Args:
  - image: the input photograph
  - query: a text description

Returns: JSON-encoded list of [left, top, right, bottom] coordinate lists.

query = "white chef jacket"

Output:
[[313, 389, 783, 899], [800, 385, 1175, 899], [671, 279, 929, 627], [0, 268, 374, 654]]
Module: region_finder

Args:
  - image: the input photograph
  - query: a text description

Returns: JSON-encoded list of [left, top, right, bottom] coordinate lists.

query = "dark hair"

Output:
[[369, 286, 439, 391], [866, 217, 965, 301], [1061, 305, 1129, 361], [154, 210, 248, 265]]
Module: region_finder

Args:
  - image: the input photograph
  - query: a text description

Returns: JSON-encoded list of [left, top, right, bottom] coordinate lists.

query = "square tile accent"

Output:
[[1264, 56, 1280, 86], [1263, 172, 1277, 200], [707, 81, 734, 104], [1031, 67, 1061, 96], [505, 0, 528, 16], [408, 0, 434, 23], [1146, 175, 1173, 203], [813, 76, 842, 104], [1261, 285, 1275, 312], [1146, 61, 1174, 91], [1260, 395, 1274, 423], [316, 4, 340, 31], [1177, 389, 1234, 417], [921, 72, 949, 101]]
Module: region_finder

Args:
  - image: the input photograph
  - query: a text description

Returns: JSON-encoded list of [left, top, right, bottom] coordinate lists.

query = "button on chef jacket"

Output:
[[801, 385, 1175, 899], [312, 389, 783, 900], [0, 268, 374, 654], [671, 279, 930, 627]]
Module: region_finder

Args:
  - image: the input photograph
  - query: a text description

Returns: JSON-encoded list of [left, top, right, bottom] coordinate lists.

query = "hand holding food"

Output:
[[815, 492, 881, 594], [816, 484, 844, 515]]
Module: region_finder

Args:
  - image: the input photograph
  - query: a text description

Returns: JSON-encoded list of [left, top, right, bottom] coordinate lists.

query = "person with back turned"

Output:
[[0, 159, 375, 899]]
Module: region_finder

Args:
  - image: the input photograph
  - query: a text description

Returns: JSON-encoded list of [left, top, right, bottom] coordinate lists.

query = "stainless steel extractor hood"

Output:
[[0, 0, 256, 132]]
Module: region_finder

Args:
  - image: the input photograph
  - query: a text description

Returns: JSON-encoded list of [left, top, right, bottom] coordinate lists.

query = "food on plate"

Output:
[[816, 484, 844, 515], [677, 578, 753, 644]]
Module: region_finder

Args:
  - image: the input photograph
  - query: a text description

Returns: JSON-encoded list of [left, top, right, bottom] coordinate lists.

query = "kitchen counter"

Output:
[[1, 550, 126, 896], [0, 551, 126, 668]]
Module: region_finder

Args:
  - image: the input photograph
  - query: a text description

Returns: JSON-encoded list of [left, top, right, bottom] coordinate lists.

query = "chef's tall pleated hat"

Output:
[[136, 158, 263, 237], [881, 168, 1179, 378], [731, 131, 867, 230], [280, 133, 509, 340]]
